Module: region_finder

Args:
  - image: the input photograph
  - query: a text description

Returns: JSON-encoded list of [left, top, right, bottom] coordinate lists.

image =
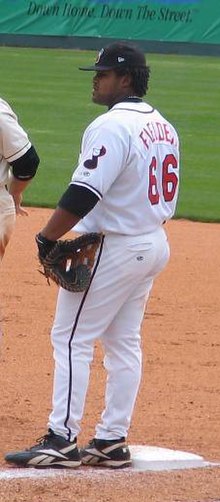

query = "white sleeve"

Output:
[[71, 117, 129, 198], [0, 99, 31, 162]]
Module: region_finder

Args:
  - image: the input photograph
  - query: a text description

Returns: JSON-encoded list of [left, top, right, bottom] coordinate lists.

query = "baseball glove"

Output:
[[36, 232, 102, 292]]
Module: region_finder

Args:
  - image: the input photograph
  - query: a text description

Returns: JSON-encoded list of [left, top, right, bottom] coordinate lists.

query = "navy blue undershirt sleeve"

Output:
[[10, 145, 40, 180], [58, 183, 99, 218]]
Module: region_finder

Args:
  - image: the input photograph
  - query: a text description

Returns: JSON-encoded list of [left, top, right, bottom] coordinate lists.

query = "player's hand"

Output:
[[12, 194, 28, 216], [16, 206, 29, 216]]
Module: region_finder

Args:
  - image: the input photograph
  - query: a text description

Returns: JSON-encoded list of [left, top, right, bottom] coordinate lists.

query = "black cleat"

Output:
[[5, 429, 81, 469], [80, 437, 132, 469]]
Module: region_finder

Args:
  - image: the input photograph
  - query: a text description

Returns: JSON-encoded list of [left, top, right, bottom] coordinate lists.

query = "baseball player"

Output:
[[0, 97, 40, 262], [5, 42, 180, 469]]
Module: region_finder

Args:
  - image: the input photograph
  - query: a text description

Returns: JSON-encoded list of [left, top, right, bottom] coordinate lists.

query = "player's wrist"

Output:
[[35, 232, 56, 259]]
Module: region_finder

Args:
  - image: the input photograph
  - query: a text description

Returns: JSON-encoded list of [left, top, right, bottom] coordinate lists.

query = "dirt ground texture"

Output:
[[0, 207, 219, 502]]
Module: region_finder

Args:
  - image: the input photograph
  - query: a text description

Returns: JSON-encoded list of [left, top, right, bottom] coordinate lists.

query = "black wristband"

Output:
[[35, 233, 56, 259]]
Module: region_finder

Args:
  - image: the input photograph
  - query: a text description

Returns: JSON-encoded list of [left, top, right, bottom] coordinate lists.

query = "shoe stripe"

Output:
[[102, 443, 127, 455], [28, 454, 55, 466], [35, 449, 67, 459], [60, 444, 77, 454], [82, 456, 99, 465], [28, 455, 81, 467], [83, 443, 127, 458], [82, 457, 132, 467], [83, 448, 110, 459]]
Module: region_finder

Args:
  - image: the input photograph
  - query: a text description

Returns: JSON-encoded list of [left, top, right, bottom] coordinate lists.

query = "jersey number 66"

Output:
[[148, 154, 178, 205]]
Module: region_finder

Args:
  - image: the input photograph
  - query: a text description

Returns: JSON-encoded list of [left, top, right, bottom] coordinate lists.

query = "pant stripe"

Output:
[[64, 235, 105, 439]]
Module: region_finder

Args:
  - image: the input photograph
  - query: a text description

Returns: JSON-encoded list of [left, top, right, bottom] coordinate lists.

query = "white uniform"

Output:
[[0, 98, 31, 261], [49, 100, 180, 441]]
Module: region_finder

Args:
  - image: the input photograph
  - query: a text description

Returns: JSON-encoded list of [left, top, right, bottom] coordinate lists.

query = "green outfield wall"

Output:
[[0, 0, 220, 55]]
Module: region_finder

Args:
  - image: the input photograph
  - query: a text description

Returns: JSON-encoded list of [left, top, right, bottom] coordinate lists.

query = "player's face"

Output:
[[92, 70, 132, 106]]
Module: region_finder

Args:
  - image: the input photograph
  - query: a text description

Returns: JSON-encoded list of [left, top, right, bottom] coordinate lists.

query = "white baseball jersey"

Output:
[[0, 98, 31, 185], [72, 101, 179, 235]]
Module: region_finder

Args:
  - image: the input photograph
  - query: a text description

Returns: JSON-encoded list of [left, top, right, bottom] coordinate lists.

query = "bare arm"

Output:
[[8, 176, 31, 215], [40, 206, 81, 241], [39, 184, 99, 240]]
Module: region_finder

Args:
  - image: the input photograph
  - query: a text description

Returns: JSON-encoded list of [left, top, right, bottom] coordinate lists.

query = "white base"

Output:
[[130, 445, 219, 471]]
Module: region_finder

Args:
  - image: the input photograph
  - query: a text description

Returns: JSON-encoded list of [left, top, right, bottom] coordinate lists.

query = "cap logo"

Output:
[[96, 48, 104, 64], [118, 57, 125, 63]]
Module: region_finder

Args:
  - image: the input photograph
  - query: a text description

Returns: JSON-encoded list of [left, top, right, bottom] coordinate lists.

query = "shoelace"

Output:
[[28, 433, 53, 450]]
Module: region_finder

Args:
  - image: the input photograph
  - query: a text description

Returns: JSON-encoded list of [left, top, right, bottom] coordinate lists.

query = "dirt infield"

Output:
[[0, 208, 219, 502]]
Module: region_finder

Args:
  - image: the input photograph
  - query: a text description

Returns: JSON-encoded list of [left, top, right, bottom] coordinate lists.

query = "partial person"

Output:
[[0, 97, 39, 262], [5, 42, 180, 469]]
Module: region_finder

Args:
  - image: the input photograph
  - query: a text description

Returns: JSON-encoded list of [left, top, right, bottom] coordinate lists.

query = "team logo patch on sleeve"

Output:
[[84, 146, 106, 169]]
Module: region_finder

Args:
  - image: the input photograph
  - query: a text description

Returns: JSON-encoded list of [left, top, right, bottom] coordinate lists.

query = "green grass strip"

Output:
[[1, 47, 219, 222]]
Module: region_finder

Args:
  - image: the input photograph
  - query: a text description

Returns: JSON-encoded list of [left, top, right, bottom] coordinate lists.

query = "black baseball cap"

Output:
[[79, 43, 146, 71]]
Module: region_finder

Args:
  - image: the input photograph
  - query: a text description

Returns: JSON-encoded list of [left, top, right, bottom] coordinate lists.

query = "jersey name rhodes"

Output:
[[139, 121, 177, 150]]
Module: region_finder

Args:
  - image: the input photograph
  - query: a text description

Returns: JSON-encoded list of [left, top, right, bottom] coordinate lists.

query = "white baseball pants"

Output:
[[48, 227, 170, 441]]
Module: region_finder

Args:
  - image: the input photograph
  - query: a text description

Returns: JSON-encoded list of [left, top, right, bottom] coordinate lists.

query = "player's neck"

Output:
[[109, 96, 142, 109]]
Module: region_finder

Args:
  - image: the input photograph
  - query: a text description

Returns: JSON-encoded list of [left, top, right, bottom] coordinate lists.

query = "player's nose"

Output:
[[93, 71, 101, 83], [93, 77, 98, 89]]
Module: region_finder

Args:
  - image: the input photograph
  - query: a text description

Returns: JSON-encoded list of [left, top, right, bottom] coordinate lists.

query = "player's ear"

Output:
[[120, 72, 133, 91]]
